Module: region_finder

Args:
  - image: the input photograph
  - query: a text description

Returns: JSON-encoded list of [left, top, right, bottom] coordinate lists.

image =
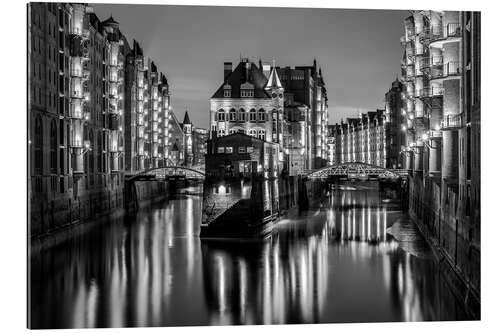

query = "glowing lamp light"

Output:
[[435, 124, 441, 131], [217, 184, 226, 195], [422, 133, 429, 141], [84, 140, 91, 150], [402, 125, 407, 131]]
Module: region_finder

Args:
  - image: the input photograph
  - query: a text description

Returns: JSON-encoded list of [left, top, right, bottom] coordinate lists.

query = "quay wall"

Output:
[[407, 174, 480, 319], [30, 180, 169, 251]]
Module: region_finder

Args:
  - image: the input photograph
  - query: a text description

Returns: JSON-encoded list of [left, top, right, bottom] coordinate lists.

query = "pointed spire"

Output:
[[183, 110, 192, 125], [265, 59, 283, 90], [259, 58, 263, 71]]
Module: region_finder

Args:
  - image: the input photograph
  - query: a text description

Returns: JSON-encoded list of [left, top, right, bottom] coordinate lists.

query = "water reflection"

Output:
[[29, 185, 471, 329]]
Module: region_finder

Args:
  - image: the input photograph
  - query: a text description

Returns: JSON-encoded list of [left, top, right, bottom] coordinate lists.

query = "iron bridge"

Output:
[[305, 162, 409, 180], [126, 166, 205, 181]]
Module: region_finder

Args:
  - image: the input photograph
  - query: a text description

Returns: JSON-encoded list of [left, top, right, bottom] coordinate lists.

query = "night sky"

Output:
[[93, 3, 408, 128]]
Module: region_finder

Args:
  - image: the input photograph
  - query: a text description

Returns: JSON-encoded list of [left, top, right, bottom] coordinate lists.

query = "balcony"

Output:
[[430, 23, 461, 45], [414, 46, 425, 56], [69, 103, 83, 119], [418, 86, 444, 98], [70, 68, 82, 78], [441, 113, 464, 130], [429, 130, 443, 139], [71, 90, 83, 99]]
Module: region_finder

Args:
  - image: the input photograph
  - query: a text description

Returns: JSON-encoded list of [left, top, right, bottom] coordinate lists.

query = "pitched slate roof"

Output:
[[211, 61, 271, 99]]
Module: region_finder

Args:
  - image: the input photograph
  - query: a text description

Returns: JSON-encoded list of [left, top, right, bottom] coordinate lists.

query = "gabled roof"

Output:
[[211, 61, 271, 99]]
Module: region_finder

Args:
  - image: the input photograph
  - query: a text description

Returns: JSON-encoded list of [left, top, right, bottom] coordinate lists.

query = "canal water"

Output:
[[29, 184, 471, 329]]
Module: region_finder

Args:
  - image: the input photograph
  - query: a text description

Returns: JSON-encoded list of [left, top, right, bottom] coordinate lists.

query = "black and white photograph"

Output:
[[25, 1, 483, 330]]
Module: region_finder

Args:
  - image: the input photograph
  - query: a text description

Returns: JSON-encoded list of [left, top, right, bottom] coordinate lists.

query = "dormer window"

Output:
[[240, 82, 254, 98], [241, 89, 254, 98], [223, 83, 231, 98]]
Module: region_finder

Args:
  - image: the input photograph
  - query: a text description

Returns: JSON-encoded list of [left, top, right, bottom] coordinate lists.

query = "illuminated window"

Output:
[[257, 129, 266, 140], [225, 146, 233, 154], [217, 109, 225, 121], [247, 146, 254, 153], [217, 147, 225, 153], [238, 147, 246, 154]]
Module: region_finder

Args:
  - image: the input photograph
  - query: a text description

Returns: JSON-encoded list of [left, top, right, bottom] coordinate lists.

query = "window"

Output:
[[217, 109, 225, 121], [50, 119, 57, 174], [258, 108, 266, 122], [224, 88, 231, 97], [257, 129, 266, 140], [229, 108, 236, 121], [225, 147, 233, 154], [247, 146, 254, 153], [34, 116, 43, 174], [238, 108, 246, 122], [248, 129, 257, 138], [250, 108, 257, 122], [238, 147, 246, 154], [217, 128, 225, 137], [241, 89, 254, 98], [217, 147, 225, 153]]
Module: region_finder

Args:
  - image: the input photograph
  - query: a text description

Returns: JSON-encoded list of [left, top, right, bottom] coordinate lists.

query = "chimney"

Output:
[[262, 63, 271, 79], [224, 62, 232, 80]]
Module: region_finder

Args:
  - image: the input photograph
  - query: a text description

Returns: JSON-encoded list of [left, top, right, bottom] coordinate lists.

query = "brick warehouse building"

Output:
[[28, 3, 205, 237], [277, 60, 329, 169], [327, 109, 388, 168], [209, 58, 328, 173], [399, 10, 480, 311]]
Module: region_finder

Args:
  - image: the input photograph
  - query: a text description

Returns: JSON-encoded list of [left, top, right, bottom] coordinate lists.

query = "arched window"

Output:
[[249, 108, 257, 122], [34, 116, 43, 174], [257, 129, 266, 140], [50, 119, 57, 174], [248, 128, 257, 138], [217, 109, 226, 122], [229, 108, 236, 121], [229, 127, 245, 134], [217, 128, 226, 137], [258, 108, 266, 122], [238, 108, 246, 122]]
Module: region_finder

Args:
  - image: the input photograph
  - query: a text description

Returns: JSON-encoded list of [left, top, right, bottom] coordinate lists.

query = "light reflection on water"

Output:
[[29, 185, 470, 329]]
